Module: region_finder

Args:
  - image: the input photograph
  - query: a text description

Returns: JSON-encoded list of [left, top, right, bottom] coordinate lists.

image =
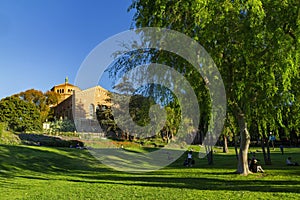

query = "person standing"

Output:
[[187, 150, 193, 167], [279, 144, 284, 155]]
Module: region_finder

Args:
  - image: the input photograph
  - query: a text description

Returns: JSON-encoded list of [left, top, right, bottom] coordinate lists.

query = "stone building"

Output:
[[72, 86, 111, 132], [51, 77, 80, 103], [51, 77, 81, 120], [53, 95, 73, 120], [51, 78, 110, 132]]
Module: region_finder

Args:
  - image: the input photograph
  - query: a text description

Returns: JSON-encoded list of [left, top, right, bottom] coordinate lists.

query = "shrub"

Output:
[[18, 133, 84, 147], [45, 119, 76, 135], [0, 122, 6, 137]]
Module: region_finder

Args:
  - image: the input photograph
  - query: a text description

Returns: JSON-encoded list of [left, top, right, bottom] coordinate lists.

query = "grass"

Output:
[[0, 130, 21, 145], [0, 143, 299, 200]]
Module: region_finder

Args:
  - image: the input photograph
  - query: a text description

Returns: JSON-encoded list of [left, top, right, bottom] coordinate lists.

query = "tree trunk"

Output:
[[234, 135, 239, 160], [231, 127, 239, 160], [261, 137, 267, 163], [223, 134, 229, 153], [236, 114, 251, 175], [170, 129, 174, 142], [261, 136, 272, 165], [200, 130, 204, 145], [125, 131, 129, 140], [266, 137, 272, 165], [193, 131, 200, 144], [205, 145, 214, 165]]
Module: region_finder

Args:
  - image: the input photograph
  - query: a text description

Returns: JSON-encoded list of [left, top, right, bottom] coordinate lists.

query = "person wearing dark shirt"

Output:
[[249, 159, 264, 173]]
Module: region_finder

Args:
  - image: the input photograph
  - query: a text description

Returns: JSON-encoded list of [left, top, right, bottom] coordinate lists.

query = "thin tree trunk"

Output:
[[261, 136, 267, 163], [194, 130, 200, 144], [208, 149, 213, 165], [226, 113, 238, 158], [231, 128, 239, 160], [234, 135, 239, 160], [170, 129, 174, 142], [205, 145, 214, 165], [266, 138, 272, 165], [223, 134, 229, 153], [200, 130, 204, 145], [262, 137, 272, 165]]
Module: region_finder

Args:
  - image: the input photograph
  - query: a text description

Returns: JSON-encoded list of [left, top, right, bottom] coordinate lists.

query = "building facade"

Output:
[[51, 79, 110, 132], [53, 95, 73, 120], [51, 77, 81, 103], [72, 86, 111, 132]]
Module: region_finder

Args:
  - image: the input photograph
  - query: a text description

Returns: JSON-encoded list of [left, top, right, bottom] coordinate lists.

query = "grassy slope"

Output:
[[0, 130, 21, 145], [0, 144, 299, 200]]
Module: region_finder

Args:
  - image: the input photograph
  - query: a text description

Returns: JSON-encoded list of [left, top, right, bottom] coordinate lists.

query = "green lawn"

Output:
[[0, 144, 299, 200]]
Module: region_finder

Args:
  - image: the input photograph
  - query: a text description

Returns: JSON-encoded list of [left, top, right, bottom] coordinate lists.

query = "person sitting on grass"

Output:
[[249, 159, 264, 173], [286, 157, 299, 166]]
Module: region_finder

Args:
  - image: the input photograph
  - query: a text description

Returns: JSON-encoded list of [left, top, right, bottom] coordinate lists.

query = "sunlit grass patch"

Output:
[[0, 144, 299, 199]]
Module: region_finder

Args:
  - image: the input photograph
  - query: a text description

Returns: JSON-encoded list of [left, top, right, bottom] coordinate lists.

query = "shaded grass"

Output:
[[0, 144, 299, 199]]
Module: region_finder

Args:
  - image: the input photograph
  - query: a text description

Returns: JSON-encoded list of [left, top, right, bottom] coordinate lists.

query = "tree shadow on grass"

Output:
[[0, 144, 115, 177], [17, 133, 83, 147], [1, 144, 300, 194], [8, 168, 300, 194], [32, 173, 300, 194]]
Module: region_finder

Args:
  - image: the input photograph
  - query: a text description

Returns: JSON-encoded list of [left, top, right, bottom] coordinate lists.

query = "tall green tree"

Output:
[[14, 89, 48, 122], [281, 71, 300, 145], [108, 42, 211, 145], [128, 0, 299, 175], [0, 96, 42, 132], [44, 90, 60, 106], [14, 89, 60, 122], [44, 90, 60, 121]]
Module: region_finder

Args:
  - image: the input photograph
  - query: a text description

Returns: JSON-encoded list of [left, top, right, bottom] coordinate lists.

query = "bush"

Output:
[[0, 122, 6, 137], [0, 123, 21, 145], [45, 119, 76, 135], [18, 133, 84, 147]]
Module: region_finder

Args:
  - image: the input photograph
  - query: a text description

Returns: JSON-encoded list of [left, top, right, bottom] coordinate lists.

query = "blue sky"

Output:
[[0, 0, 135, 99]]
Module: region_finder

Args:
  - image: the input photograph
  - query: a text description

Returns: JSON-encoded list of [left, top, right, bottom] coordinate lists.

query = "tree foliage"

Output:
[[48, 119, 76, 133], [128, 0, 299, 175], [12, 89, 60, 122], [0, 88, 63, 132], [0, 96, 42, 132]]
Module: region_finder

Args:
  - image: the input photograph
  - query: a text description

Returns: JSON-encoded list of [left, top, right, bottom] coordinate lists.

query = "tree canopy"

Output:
[[127, 0, 299, 175], [0, 96, 42, 132], [0, 89, 62, 132]]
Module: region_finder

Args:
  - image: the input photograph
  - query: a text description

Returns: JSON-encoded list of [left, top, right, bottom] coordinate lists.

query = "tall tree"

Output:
[[44, 90, 60, 121], [14, 89, 48, 122], [0, 96, 42, 132], [128, 0, 299, 175], [14, 89, 60, 122], [44, 90, 60, 106]]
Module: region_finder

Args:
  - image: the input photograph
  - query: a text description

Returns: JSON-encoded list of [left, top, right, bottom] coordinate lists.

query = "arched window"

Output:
[[89, 104, 95, 119]]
